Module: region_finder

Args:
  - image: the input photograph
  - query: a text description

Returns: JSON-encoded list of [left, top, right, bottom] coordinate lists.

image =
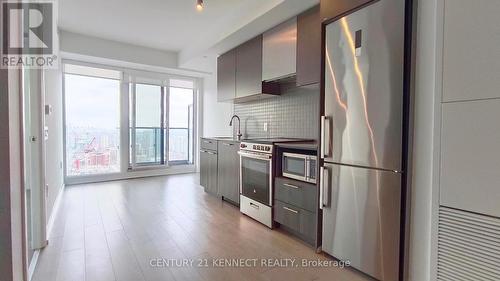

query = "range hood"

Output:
[[233, 17, 297, 104], [233, 81, 281, 103], [227, 17, 299, 104]]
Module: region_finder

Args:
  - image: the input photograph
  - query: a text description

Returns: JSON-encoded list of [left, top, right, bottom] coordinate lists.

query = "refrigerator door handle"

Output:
[[319, 167, 324, 209], [320, 116, 330, 159], [319, 166, 330, 209], [323, 166, 330, 208]]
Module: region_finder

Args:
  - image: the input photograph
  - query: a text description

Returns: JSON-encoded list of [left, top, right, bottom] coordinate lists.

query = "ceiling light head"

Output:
[[196, 0, 204, 11]]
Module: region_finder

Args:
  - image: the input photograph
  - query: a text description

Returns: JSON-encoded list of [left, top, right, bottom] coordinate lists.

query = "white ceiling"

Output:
[[59, 0, 280, 52], [59, 0, 319, 71]]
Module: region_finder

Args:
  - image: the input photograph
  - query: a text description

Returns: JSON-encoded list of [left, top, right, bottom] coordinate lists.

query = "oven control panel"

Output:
[[240, 142, 273, 153]]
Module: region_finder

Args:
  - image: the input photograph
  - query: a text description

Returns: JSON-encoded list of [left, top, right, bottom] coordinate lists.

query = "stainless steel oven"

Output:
[[282, 152, 317, 184], [239, 150, 272, 205], [238, 141, 274, 228]]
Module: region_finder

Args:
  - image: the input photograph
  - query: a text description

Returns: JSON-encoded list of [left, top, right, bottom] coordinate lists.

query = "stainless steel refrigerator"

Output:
[[320, 0, 406, 280]]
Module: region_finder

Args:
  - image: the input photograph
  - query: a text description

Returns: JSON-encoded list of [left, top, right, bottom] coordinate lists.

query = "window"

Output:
[[64, 65, 121, 176], [63, 62, 197, 182]]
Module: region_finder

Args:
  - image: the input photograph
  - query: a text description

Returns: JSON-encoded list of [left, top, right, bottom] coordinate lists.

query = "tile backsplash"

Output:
[[233, 84, 320, 139]]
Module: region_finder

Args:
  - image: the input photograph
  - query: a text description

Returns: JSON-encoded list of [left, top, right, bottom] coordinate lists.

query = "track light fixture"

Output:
[[196, 0, 204, 11]]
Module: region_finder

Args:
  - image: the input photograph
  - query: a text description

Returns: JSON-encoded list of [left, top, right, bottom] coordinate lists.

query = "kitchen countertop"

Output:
[[202, 136, 241, 142], [275, 141, 318, 151]]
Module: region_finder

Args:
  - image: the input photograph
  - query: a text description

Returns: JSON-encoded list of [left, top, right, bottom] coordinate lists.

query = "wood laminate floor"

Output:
[[32, 173, 373, 281]]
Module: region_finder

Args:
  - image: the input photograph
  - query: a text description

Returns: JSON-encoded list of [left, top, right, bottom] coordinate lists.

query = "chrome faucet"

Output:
[[229, 115, 242, 140]]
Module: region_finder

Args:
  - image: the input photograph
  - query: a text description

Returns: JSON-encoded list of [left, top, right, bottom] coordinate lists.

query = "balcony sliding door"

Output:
[[130, 83, 166, 167], [168, 79, 194, 165]]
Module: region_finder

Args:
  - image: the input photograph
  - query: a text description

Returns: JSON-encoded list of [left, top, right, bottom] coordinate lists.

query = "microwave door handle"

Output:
[[305, 158, 311, 181]]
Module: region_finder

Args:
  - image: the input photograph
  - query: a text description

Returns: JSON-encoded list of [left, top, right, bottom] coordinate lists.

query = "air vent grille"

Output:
[[437, 206, 500, 281]]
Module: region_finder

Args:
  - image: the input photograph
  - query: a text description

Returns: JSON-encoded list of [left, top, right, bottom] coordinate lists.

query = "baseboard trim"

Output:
[[46, 183, 64, 239], [28, 249, 40, 281]]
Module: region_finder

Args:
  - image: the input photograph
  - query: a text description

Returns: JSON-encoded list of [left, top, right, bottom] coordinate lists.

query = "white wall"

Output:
[[44, 68, 64, 221], [407, 0, 441, 280], [60, 30, 178, 69], [409, 1, 500, 280], [201, 60, 233, 138]]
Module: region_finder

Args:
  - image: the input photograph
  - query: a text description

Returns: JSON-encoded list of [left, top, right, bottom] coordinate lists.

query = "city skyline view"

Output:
[[65, 73, 194, 176]]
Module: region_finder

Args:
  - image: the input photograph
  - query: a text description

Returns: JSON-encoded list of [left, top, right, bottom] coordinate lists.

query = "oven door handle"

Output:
[[238, 151, 272, 161]]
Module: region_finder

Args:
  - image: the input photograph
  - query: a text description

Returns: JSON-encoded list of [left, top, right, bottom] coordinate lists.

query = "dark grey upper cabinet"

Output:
[[217, 49, 236, 102], [320, 0, 375, 23], [236, 35, 263, 98], [235, 36, 281, 101], [296, 5, 321, 86], [217, 141, 240, 205]]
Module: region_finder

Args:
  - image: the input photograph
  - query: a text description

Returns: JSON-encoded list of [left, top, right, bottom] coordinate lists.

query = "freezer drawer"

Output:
[[321, 162, 401, 281], [321, 0, 405, 172]]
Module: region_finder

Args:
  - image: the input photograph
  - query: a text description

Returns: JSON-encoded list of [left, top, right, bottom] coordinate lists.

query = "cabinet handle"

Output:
[[207, 151, 216, 155], [283, 206, 299, 214], [283, 183, 300, 189], [203, 140, 212, 144], [222, 143, 233, 146]]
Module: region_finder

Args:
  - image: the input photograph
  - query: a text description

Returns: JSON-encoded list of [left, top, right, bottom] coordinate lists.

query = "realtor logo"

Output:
[[1, 0, 58, 68]]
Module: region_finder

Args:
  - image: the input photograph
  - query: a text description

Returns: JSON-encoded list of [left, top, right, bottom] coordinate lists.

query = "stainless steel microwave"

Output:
[[282, 152, 317, 184]]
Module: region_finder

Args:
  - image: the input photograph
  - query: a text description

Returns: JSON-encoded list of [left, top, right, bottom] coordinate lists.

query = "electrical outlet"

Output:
[[263, 122, 268, 132]]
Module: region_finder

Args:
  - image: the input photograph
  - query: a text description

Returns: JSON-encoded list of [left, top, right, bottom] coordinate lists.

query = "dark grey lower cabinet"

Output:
[[274, 200, 316, 245], [200, 149, 218, 195], [217, 141, 240, 205], [273, 177, 318, 246]]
